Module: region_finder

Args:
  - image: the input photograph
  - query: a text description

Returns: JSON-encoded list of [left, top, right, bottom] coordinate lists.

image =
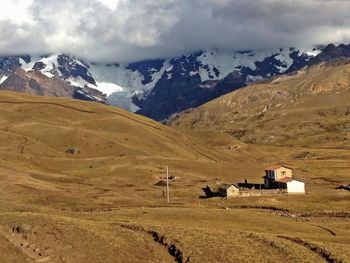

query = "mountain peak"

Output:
[[1, 44, 349, 120]]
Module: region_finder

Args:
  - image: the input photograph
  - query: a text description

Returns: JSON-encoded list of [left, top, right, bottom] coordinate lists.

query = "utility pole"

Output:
[[166, 166, 170, 203]]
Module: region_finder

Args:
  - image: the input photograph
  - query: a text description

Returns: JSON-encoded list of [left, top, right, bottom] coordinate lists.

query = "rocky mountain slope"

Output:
[[0, 68, 105, 103], [2, 43, 350, 121], [171, 58, 350, 148], [0, 46, 323, 120]]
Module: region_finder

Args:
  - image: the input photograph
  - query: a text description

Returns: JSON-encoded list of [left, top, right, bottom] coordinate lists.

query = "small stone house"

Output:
[[218, 184, 240, 198], [264, 164, 305, 194]]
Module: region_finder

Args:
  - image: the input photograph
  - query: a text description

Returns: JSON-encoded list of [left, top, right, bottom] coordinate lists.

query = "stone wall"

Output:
[[239, 189, 287, 197]]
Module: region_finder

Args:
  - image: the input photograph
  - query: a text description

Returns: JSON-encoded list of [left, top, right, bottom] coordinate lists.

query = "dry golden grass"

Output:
[[171, 61, 350, 148], [0, 90, 348, 262]]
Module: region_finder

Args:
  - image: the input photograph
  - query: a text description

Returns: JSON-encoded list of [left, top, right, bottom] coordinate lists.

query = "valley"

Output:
[[1, 1, 350, 262], [0, 87, 348, 262]]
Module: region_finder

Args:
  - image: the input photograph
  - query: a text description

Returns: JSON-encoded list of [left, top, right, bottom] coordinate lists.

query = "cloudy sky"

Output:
[[0, 0, 350, 63]]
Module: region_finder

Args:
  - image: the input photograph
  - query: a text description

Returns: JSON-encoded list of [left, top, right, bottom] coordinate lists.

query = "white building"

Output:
[[276, 177, 305, 194], [264, 164, 305, 194]]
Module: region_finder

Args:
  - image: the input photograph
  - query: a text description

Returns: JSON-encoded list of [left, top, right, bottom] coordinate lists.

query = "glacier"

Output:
[[2, 47, 321, 117]]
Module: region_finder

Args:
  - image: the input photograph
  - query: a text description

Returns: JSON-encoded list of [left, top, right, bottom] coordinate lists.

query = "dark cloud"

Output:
[[0, 0, 349, 62]]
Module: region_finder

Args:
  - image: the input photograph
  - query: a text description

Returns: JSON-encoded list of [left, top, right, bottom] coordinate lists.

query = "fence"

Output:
[[239, 189, 287, 197]]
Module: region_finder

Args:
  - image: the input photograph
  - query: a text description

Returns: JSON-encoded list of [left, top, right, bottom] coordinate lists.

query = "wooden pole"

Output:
[[166, 166, 170, 203]]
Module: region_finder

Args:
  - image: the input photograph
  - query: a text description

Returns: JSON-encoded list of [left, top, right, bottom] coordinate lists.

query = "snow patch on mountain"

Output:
[[67, 76, 89, 88], [246, 75, 264, 84], [0, 75, 7, 84], [194, 48, 304, 81], [274, 50, 294, 72], [86, 61, 171, 110], [93, 82, 123, 96], [15, 54, 142, 110], [107, 91, 140, 112], [304, 49, 322, 57], [21, 55, 59, 78], [197, 50, 257, 81], [8, 46, 321, 114], [19, 58, 34, 71]]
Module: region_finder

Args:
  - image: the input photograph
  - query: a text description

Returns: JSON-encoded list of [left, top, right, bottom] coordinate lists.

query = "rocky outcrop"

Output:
[[0, 56, 30, 75], [311, 44, 350, 65], [0, 69, 105, 103]]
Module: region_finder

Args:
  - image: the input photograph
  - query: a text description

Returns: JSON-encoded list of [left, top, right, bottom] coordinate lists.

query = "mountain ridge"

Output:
[[1, 43, 350, 121], [0, 47, 321, 119], [170, 57, 350, 148], [0, 69, 106, 103]]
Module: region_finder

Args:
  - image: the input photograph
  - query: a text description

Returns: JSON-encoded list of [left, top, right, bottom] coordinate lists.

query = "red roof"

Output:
[[265, 164, 283, 171], [276, 177, 294, 183]]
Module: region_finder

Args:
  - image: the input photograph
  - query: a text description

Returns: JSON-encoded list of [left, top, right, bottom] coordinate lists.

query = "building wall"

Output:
[[275, 167, 292, 180], [286, 181, 305, 194], [227, 187, 240, 198], [219, 186, 240, 198]]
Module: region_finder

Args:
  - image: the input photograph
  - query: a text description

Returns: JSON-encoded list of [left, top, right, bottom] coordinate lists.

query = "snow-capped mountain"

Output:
[[2, 44, 347, 121], [0, 68, 107, 103]]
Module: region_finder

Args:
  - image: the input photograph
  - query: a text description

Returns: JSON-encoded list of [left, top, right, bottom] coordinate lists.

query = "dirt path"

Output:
[[0, 100, 95, 114], [311, 224, 337, 236], [109, 110, 163, 130]]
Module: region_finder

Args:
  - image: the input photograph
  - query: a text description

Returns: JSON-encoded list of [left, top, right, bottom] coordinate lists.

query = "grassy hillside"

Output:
[[0, 91, 262, 209], [0, 91, 348, 262], [170, 61, 350, 262], [171, 60, 350, 184], [171, 59, 350, 147]]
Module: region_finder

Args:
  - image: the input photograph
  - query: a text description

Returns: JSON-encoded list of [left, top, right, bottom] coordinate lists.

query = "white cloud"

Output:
[[97, 0, 120, 9], [0, 0, 34, 23], [0, 0, 350, 62]]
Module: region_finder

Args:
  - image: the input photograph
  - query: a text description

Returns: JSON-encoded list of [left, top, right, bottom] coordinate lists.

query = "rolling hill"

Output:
[[0, 91, 348, 262], [171, 58, 350, 148], [0, 91, 259, 208], [171, 58, 350, 203]]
